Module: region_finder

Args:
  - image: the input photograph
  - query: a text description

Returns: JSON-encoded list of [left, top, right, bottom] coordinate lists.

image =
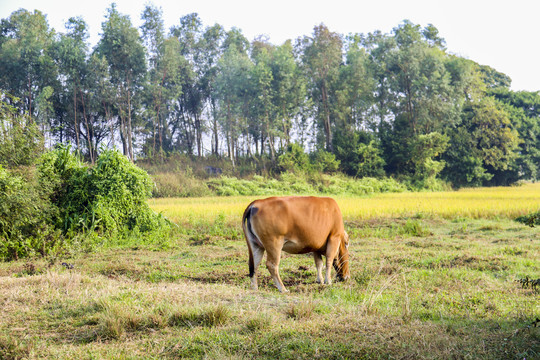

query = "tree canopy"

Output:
[[1, 6, 538, 187]]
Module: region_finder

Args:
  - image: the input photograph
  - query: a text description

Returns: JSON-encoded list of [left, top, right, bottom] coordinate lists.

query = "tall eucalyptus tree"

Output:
[[95, 4, 146, 161], [298, 24, 342, 151]]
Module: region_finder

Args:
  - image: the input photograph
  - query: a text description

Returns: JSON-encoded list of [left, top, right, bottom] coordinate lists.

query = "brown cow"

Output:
[[242, 196, 350, 293]]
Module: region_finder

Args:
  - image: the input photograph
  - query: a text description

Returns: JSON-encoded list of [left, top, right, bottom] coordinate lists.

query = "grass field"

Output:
[[0, 184, 539, 359], [150, 182, 540, 223]]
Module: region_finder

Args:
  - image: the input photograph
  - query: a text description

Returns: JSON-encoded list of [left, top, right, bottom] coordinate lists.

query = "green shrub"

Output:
[[311, 150, 341, 174], [0, 165, 60, 260], [354, 141, 386, 178], [516, 211, 540, 227], [46, 148, 168, 236], [277, 143, 311, 173], [37, 146, 169, 241]]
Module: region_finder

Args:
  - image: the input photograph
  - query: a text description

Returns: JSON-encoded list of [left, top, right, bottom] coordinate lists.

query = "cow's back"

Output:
[[250, 196, 344, 252]]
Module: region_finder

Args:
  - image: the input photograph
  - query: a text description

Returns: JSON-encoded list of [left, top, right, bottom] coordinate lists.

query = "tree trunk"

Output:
[[321, 82, 333, 151], [80, 91, 94, 164], [228, 131, 235, 168], [73, 85, 80, 150], [268, 135, 276, 161], [103, 101, 115, 148], [126, 78, 134, 161], [27, 76, 32, 121], [195, 113, 202, 157]]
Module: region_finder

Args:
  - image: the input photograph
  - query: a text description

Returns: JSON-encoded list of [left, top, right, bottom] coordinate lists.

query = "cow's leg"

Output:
[[314, 252, 324, 284], [324, 236, 340, 285], [266, 243, 288, 293], [250, 244, 265, 290]]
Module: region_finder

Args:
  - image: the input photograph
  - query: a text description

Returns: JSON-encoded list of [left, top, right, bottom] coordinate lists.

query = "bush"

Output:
[[354, 141, 386, 178], [0, 165, 60, 260], [277, 143, 310, 173], [39, 147, 169, 237], [516, 211, 540, 227], [311, 150, 341, 174]]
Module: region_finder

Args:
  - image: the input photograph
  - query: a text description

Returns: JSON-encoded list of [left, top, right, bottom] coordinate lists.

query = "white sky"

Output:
[[1, 0, 539, 92]]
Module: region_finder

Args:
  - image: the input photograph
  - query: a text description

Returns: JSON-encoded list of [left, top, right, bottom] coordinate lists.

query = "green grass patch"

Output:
[[0, 216, 538, 359]]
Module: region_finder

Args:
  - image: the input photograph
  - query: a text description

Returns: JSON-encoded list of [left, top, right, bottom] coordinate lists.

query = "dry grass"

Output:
[[1, 185, 539, 359]]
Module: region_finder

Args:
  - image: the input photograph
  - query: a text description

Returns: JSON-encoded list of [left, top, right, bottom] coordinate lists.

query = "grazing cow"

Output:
[[242, 196, 350, 293]]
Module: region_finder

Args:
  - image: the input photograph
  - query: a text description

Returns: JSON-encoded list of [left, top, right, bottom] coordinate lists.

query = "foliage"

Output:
[[353, 141, 386, 178], [310, 149, 340, 174], [206, 172, 406, 197], [277, 143, 310, 173], [409, 132, 450, 190], [0, 165, 60, 260], [39, 146, 168, 236], [0, 144, 170, 261], [151, 170, 212, 198], [0, 94, 44, 168], [516, 211, 540, 227], [0, 7, 539, 188]]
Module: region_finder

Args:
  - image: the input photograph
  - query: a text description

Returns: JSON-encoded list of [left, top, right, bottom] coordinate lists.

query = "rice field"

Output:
[[149, 182, 540, 224]]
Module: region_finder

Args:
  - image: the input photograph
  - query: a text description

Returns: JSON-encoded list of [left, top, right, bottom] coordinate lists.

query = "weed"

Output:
[[515, 276, 540, 292], [169, 305, 230, 328], [97, 312, 124, 340], [244, 314, 273, 333], [0, 335, 31, 360], [353, 266, 374, 287], [286, 300, 316, 320], [401, 219, 432, 237], [16, 262, 43, 276]]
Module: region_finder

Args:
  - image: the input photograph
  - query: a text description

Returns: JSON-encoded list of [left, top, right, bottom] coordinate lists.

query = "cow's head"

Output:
[[334, 231, 350, 281]]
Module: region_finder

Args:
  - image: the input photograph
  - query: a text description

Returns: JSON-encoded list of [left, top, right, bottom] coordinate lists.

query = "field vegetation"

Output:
[[150, 183, 540, 223], [1, 4, 540, 359], [1, 185, 538, 359]]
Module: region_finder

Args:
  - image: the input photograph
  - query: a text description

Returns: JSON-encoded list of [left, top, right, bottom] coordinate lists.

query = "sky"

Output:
[[1, 0, 539, 92]]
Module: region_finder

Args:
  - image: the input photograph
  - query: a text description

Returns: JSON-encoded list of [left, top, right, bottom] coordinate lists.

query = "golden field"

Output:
[[149, 182, 540, 224]]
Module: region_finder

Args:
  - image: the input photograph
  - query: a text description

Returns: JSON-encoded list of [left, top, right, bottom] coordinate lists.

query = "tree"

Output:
[[335, 36, 374, 131], [95, 4, 146, 161], [0, 9, 57, 122], [354, 141, 386, 178], [54, 17, 91, 157], [271, 40, 306, 148], [443, 97, 520, 186], [250, 38, 277, 159], [469, 98, 519, 172], [441, 126, 492, 187], [0, 93, 44, 167], [200, 24, 225, 156], [299, 24, 342, 151], [277, 143, 310, 173], [215, 36, 252, 166], [489, 89, 540, 182], [140, 4, 165, 157], [409, 132, 449, 186]]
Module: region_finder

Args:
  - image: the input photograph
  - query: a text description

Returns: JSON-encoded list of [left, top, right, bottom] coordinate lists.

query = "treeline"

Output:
[[1, 5, 539, 187]]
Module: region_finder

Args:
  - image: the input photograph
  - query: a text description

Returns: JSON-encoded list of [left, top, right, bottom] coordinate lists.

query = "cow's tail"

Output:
[[242, 202, 259, 278]]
